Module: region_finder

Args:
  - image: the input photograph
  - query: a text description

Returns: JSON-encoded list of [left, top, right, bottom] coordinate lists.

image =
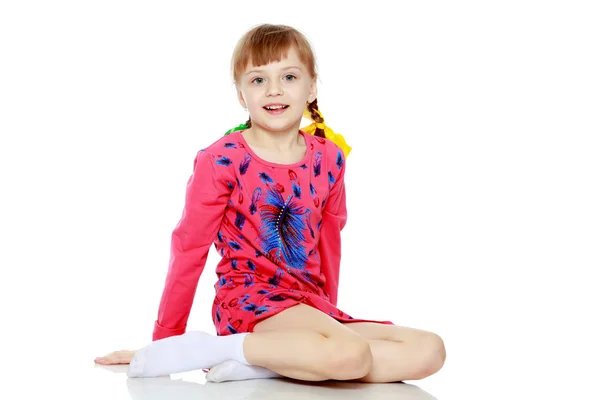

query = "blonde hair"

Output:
[[231, 24, 317, 84], [231, 24, 327, 137], [225, 24, 351, 156]]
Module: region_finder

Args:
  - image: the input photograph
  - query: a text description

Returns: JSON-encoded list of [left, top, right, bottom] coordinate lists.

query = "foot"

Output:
[[206, 360, 281, 383], [126, 331, 249, 378]]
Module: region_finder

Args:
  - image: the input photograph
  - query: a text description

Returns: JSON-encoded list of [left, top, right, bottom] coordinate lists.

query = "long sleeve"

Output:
[[318, 151, 347, 307], [153, 150, 230, 341]]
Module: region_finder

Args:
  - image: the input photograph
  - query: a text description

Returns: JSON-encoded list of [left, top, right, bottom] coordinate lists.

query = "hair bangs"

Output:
[[232, 25, 316, 84]]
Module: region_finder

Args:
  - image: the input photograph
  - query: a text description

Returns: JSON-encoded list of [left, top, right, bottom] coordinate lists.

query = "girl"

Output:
[[94, 24, 446, 383]]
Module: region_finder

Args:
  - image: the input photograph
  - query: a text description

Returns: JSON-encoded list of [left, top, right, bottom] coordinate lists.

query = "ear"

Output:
[[236, 87, 247, 109], [308, 77, 317, 103]]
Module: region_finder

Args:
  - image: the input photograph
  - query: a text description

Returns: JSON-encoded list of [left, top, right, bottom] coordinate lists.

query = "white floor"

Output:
[[6, 341, 596, 400], [93, 364, 439, 400]]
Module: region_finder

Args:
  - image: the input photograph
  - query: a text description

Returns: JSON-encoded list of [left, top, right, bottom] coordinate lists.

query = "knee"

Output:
[[325, 338, 373, 380], [413, 333, 446, 380]]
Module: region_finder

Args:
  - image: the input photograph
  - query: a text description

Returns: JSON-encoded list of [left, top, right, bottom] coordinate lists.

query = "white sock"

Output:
[[127, 331, 250, 378], [206, 360, 282, 383]]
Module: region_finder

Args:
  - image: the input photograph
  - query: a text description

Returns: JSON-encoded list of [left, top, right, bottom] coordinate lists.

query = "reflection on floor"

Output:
[[95, 364, 438, 400]]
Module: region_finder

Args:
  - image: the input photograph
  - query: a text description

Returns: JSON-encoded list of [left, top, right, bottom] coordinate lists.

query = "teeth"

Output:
[[266, 105, 286, 110]]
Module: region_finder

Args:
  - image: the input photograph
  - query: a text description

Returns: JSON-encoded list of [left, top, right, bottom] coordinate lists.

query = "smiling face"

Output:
[[236, 46, 317, 134]]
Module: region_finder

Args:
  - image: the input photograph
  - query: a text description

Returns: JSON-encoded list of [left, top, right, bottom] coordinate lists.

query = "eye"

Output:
[[251, 77, 264, 84], [284, 74, 297, 81]]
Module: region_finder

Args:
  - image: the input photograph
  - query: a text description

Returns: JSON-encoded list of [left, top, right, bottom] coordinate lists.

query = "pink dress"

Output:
[[153, 129, 394, 340]]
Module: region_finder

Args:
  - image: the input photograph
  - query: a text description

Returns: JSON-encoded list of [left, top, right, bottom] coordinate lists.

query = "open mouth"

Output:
[[263, 105, 289, 114]]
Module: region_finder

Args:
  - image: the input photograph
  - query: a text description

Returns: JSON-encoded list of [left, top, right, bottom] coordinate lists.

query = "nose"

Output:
[[266, 79, 283, 96]]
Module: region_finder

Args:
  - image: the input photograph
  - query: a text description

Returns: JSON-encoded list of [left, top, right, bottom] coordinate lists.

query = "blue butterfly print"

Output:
[[235, 211, 246, 230], [226, 181, 234, 190], [240, 154, 251, 175], [243, 303, 257, 312], [227, 323, 238, 334], [269, 267, 285, 287], [240, 294, 251, 304], [302, 270, 314, 283], [254, 306, 270, 316], [217, 156, 232, 166], [289, 169, 301, 198], [292, 182, 301, 198], [228, 240, 242, 251], [250, 187, 262, 215], [231, 258, 238, 270], [267, 294, 287, 302], [216, 309, 221, 322], [217, 231, 224, 242], [219, 276, 234, 288], [244, 273, 255, 287], [336, 151, 344, 169], [328, 171, 335, 186], [304, 209, 314, 239], [246, 260, 256, 271], [257, 289, 269, 295], [224, 142, 236, 148], [313, 152, 322, 177], [300, 164, 307, 169], [259, 187, 309, 270], [258, 172, 273, 183]]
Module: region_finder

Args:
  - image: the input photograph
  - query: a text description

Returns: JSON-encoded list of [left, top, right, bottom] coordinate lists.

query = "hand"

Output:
[[94, 350, 136, 365]]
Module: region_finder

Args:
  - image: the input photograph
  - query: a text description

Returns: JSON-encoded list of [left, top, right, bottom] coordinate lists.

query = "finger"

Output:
[[95, 354, 118, 364]]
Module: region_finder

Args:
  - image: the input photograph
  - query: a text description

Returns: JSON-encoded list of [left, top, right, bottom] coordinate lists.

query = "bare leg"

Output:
[[343, 322, 446, 383], [244, 306, 446, 383], [243, 320, 372, 381], [95, 305, 445, 383], [208, 332, 446, 383]]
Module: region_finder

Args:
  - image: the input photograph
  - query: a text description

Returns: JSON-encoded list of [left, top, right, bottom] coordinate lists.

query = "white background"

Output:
[[1, 1, 598, 399]]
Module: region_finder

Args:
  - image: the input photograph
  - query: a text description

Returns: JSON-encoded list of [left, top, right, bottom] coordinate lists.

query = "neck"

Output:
[[244, 124, 303, 152]]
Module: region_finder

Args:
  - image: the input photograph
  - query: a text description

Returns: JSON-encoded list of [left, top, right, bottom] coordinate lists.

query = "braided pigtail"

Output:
[[306, 99, 326, 138], [301, 99, 352, 156]]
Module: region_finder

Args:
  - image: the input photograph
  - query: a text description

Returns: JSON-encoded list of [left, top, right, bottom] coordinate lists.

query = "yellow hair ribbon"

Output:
[[301, 108, 352, 157]]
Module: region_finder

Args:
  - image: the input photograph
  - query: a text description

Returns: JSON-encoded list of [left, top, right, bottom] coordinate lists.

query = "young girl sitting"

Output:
[[94, 23, 446, 384]]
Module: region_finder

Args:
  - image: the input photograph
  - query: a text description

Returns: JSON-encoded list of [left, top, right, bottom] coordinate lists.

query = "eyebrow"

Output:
[[245, 66, 302, 76]]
